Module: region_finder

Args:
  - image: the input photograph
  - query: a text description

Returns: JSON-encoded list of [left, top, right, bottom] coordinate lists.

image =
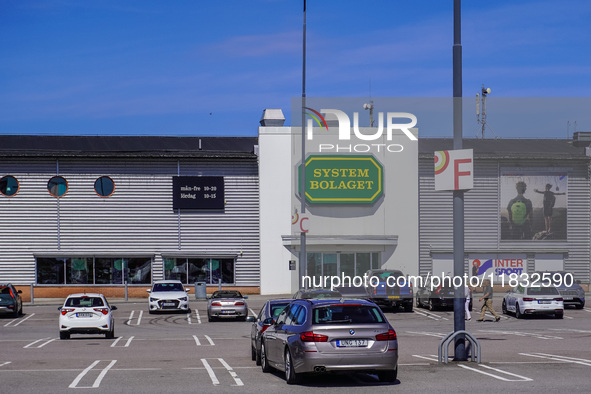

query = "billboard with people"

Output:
[[500, 169, 567, 241]]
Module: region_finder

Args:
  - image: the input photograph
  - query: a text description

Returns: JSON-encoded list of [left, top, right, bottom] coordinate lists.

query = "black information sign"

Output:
[[172, 176, 225, 210]]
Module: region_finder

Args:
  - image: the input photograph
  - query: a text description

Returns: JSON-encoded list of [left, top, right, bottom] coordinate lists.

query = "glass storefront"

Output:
[[36, 257, 152, 284], [306, 252, 380, 277], [164, 257, 235, 285]]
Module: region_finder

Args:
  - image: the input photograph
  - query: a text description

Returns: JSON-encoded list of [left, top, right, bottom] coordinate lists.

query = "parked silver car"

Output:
[[207, 290, 248, 321], [260, 299, 398, 384], [250, 299, 291, 365]]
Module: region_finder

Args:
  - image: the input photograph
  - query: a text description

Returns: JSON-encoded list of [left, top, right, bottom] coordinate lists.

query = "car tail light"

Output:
[[211, 301, 222, 306], [523, 297, 535, 302], [61, 308, 75, 316], [435, 285, 442, 294], [94, 308, 109, 315], [9, 288, 15, 298], [555, 298, 563, 302], [376, 329, 397, 341], [409, 282, 413, 294], [234, 301, 245, 306], [300, 331, 328, 342]]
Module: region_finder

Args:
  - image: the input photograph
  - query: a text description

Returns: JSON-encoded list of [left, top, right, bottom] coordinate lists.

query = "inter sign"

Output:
[[299, 155, 383, 204]]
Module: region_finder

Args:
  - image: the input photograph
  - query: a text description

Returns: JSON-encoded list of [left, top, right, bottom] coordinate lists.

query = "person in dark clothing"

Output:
[[534, 183, 565, 234]]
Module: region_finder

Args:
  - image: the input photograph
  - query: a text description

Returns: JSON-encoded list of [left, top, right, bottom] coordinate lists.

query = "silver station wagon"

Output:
[[260, 298, 398, 384]]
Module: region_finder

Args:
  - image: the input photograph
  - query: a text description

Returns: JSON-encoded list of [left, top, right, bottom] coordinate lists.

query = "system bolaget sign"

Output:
[[298, 155, 383, 204]]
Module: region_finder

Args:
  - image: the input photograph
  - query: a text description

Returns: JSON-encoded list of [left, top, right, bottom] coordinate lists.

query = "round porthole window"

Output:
[[94, 176, 115, 197], [0, 175, 19, 197], [47, 176, 68, 197]]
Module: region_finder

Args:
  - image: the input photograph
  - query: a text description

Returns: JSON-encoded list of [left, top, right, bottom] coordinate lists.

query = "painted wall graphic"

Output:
[[500, 170, 567, 241]]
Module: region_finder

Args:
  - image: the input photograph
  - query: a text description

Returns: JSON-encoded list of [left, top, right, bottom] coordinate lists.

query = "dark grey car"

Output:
[[0, 283, 23, 317], [250, 299, 291, 365], [260, 299, 398, 384]]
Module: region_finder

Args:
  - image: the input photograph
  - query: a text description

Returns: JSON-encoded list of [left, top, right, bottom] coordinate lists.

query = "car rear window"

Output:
[[301, 291, 341, 299], [271, 303, 289, 318], [526, 287, 559, 296], [313, 305, 385, 324], [212, 291, 242, 299], [65, 297, 105, 307]]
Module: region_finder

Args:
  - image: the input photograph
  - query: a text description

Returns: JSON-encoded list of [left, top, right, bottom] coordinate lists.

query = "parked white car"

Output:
[[58, 293, 117, 339], [148, 280, 190, 313], [502, 284, 564, 319]]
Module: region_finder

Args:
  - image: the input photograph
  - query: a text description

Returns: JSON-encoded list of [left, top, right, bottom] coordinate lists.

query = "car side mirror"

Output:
[[246, 316, 256, 323], [17, 290, 22, 294], [58, 306, 62, 311], [186, 289, 191, 292], [262, 317, 274, 326], [244, 296, 248, 299], [111, 306, 118, 311], [147, 289, 151, 293]]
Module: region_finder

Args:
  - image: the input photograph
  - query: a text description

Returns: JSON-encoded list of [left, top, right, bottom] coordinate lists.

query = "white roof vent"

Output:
[[260, 109, 285, 126]]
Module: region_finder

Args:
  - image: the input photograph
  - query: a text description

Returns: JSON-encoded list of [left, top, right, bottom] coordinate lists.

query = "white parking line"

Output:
[[218, 358, 244, 386], [193, 335, 201, 346], [549, 328, 591, 334], [5, 313, 36, 327], [126, 311, 135, 325], [195, 309, 201, 324], [110, 336, 134, 348], [413, 310, 439, 320], [136, 310, 143, 325], [187, 314, 192, 325], [23, 337, 52, 349], [406, 331, 446, 338], [69, 360, 117, 388], [248, 308, 256, 316], [478, 329, 563, 340], [201, 359, 219, 385], [412, 354, 439, 362], [205, 335, 215, 346], [520, 352, 591, 367], [0, 362, 11, 368], [458, 364, 533, 382], [415, 310, 448, 321]]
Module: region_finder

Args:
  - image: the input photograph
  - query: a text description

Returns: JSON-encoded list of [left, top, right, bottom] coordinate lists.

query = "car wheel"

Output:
[[555, 312, 563, 319], [575, 302, 584, 310], [208, 314, 214, 322], [502, 299, 508, 314], [416, 296, 421, 308], [428, 300, 435, 311], [378, 368, 397, 383], [106, 327, 115, 339], [255, 345, 262, 366], [515, 303, 522, 319], [261, 342, 271, 373], [59, 331, 70, 340], [284, 348, 300, 384], [251, 345, 256, 361]]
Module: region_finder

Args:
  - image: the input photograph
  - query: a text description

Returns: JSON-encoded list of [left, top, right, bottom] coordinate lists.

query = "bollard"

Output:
[[218, 279, 221, 291], [30, 283, 34, 305], [125, 281, 128, 301]]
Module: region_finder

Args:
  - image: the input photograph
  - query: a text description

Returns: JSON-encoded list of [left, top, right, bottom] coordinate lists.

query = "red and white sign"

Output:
[[434, 149, 473, 191]]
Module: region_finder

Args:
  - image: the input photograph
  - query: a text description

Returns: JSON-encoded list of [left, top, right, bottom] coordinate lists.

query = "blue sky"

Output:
[[1, 0, 590, 138]]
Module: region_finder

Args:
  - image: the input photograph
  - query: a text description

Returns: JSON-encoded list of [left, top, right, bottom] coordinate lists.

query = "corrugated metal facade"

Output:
[[0, 156, 259, 286], [419, 155, 590, 283]]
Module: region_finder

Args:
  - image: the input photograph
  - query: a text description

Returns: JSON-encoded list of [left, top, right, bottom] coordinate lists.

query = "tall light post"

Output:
[[299, 0, 307, 289], [452, 0, 467, 361]]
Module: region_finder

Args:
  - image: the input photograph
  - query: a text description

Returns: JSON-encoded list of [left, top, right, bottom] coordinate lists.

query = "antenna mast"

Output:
[[476, 84, 491, 138]]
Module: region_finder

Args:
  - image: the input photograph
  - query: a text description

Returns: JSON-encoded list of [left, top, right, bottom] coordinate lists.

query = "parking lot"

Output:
[[1, 295, 591, 393]]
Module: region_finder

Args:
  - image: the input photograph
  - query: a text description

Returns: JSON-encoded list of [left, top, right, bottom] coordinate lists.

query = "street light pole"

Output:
[[299, 0, 307, 289], [453, 0, 467, 361]]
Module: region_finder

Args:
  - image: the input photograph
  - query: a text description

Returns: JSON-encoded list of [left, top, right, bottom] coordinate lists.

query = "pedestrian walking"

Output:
[[477, 279, 500, 322]]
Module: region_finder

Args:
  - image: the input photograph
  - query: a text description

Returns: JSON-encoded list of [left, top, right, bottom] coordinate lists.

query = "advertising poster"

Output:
[[500, 170, 567, 241]]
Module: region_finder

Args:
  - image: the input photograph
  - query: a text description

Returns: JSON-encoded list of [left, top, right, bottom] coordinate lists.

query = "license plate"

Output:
[[564, 297, 573, 300], [388, 296, 400, 299], [337, 339, 368, 347], [76, 312, 93, 318], [221, 310, 234, 314], [163, 302, 175, 307], [538, 300, 551, 304]]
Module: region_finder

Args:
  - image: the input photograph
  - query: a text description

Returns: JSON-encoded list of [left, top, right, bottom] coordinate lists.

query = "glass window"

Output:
[[47, 176, 68, 197], [307, 253, 322, 277], [94, 176, 115, 197], [164, 257, 234, 285], [0, 175, 19, 197], [188, 258, 209, 283], [95, 258, 123, 284], [220, 259, 234, 283], [37, 258, 65, 284], [66, 258, 93, 284], [323, 254, 337, 277], [356, 253, 371, 275], [126, 258, 152, 284], [340, 253, 355, 277], [371, 253, 380, 269]]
